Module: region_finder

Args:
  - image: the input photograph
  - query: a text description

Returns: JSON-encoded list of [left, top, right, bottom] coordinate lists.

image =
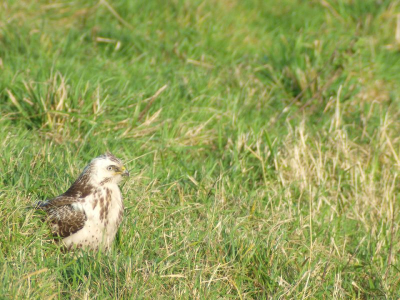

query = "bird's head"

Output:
[[85, 152, 129, 185]]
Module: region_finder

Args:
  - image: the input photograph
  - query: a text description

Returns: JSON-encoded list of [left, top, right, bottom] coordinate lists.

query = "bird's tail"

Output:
[[32, 200, 48, 209]]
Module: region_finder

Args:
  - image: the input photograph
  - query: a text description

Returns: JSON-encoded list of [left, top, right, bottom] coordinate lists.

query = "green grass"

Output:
[[1, 0, 400, 298]]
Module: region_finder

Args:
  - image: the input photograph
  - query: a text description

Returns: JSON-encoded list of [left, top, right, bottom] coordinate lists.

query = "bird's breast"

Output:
[[86, 185, 123, 228]]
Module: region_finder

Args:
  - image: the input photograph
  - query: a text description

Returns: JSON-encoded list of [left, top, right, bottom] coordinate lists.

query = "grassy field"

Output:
[[1, 0, 400, 298]]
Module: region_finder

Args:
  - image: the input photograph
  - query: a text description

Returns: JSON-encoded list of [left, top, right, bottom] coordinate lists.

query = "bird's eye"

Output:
[[107, 166, 114, 171]]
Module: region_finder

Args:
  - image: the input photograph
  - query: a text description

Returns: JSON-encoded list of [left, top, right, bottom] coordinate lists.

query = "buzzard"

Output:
[[37, 153, 129, 250]]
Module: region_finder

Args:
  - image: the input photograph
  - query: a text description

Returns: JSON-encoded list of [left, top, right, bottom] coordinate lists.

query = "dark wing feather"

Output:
[[38, 196, 87, 238]]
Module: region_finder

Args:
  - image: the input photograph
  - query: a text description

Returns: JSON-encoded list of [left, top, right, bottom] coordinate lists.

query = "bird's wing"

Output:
[[38, 196, 87, 238]]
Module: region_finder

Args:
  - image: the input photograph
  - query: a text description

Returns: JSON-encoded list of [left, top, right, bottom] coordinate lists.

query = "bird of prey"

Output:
[[36, 152, 129, 250]]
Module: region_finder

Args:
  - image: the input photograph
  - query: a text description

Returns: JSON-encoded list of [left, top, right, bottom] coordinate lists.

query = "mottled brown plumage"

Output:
[[39, 196, 87, 238], [37, 153, 129, 250]]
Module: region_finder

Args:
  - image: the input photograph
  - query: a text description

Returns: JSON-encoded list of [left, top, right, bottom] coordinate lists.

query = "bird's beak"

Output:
[[121, 166, 130, 177]]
